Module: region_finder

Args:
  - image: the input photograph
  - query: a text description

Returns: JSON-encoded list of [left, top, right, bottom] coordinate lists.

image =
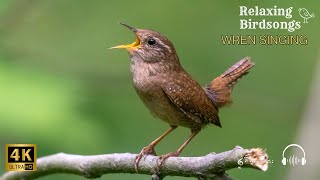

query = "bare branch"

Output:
[[1, 146, 268, 180]]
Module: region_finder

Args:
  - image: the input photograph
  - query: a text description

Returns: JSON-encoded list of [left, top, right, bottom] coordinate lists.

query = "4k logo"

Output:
[[6, 144, 37, 171]]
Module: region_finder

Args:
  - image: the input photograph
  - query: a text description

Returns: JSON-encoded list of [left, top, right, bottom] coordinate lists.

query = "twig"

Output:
[[1, 146, 268, 180]]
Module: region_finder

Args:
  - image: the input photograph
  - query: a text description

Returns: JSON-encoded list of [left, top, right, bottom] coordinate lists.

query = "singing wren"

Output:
[[111, 23, 254, 170]]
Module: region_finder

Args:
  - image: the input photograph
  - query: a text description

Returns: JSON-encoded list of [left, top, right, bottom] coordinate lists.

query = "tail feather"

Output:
[[205, 57, 254, 108]]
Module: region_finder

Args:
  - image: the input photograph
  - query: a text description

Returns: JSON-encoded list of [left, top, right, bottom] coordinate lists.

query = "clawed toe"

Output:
[[134, 146, 156, 172], [157, 152, 180, 168]]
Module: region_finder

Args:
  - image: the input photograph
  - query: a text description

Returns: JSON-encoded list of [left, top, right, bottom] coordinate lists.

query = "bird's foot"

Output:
[[157, 151, 180, 169], [135, 146, 157, 172]]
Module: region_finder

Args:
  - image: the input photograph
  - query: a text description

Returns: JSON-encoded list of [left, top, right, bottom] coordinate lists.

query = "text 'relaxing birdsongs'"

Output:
[[239, 6, 301, 32]]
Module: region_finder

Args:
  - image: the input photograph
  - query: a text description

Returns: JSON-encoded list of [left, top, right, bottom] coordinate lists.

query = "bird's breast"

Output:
[[130, 60, 158, 89], [129, 61, 189, 127]]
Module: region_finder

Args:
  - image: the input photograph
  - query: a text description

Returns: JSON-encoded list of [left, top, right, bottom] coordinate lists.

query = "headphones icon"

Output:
[[282, 144, 306, 166]]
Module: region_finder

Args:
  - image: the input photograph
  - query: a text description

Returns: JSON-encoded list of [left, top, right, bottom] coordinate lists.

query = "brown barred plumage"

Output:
[[205, 57, 255, 108]]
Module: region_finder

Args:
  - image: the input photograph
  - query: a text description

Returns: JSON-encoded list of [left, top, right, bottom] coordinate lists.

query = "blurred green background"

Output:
[[1, 0, 319, 179]]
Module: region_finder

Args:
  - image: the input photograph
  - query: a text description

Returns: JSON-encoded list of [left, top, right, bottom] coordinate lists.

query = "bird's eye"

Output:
[[147, 38, 156, 45]]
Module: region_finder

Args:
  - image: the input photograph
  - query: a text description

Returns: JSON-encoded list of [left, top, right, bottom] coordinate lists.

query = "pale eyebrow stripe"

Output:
[[152, 37, 172, 53]]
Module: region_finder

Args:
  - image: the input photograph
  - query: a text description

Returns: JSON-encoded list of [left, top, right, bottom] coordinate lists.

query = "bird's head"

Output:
[[111, 23, 179, 64]]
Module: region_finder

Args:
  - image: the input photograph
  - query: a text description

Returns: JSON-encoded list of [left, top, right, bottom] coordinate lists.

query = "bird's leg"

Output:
[[157, 131, 199, 168], [135, 126, 177, 171]]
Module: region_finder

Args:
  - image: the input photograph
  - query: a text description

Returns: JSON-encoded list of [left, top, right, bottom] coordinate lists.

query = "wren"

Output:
[[111, 23, 254, 170]]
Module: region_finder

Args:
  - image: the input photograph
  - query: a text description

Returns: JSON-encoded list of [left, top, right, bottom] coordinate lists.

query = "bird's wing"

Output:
[[304, 11, 309, 17], [161, 73, 221, 127], [300, 9, 310, 17]]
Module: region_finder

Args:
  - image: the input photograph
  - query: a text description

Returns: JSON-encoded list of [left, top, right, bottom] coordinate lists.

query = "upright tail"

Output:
[[205, 57, 255, 108]]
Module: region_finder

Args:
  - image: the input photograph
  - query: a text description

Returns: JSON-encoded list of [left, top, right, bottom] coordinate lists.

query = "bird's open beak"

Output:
[[110, 23, 141, 49]]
